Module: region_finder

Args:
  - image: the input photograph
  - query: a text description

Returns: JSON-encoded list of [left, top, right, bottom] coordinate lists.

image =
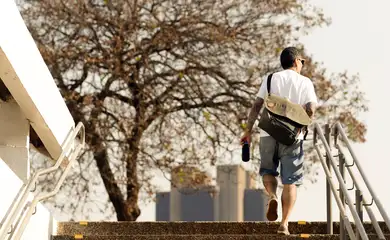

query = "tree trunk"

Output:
[[86, 107, 135, 221], [124, 150, 141, 221], [94, 147, 127, 220]]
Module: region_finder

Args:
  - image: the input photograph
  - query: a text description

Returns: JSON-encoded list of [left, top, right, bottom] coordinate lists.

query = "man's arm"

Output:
[[304, 102, 316, 119], [303, 80, 318, 119], [241, 75, 266, 141], [246, 97, 264, 132]]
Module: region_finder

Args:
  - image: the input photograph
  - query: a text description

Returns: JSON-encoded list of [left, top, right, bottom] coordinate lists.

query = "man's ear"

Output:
[[293, 58, 298, 67]]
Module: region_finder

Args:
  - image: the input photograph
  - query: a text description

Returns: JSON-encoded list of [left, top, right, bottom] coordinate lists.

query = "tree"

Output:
[[20, 0, 367, 221]]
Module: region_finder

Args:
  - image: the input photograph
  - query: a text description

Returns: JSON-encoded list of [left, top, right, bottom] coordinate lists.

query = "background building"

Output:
[[156, 164, 267, 221]]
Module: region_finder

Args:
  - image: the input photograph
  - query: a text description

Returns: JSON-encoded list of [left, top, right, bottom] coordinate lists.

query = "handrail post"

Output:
[[339, 154, 346, 240], [336, 127, 347, 240], [356, 189, 363, 240], [325, 124, 333, 234]]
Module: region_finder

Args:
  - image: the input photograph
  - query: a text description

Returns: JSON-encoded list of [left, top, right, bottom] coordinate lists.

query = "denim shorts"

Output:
[[259, 136, 304, 185]]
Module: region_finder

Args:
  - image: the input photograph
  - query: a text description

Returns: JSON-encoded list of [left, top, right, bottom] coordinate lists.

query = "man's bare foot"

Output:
[[277, 224, 290, 235]]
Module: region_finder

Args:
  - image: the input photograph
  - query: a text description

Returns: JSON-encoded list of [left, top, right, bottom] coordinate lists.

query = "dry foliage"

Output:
[[20, 0, 367, 221]]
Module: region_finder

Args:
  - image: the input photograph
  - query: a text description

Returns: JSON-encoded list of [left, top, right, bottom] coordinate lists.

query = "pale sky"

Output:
[[1, 0, 389, 226], [136, 0, 390, 222]]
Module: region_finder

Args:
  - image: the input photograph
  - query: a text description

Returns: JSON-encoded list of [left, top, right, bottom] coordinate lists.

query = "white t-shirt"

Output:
[[257, 69, 318, 138]]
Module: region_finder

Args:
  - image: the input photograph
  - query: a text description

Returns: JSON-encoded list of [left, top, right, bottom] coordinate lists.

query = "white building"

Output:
[[0, 0, 84, 239], [156, 165, 267, 222]]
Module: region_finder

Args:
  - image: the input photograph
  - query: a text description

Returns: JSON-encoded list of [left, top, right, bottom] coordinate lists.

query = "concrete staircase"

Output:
[[52, 221, 390, 239]]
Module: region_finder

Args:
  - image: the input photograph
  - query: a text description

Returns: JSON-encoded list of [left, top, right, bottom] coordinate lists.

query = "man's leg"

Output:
[[281, 184, 297, 226], [263, 174, 278, 221], [259, 136, 279, 221], [263, 174, 278, 199], [278, 140, 304, 235]]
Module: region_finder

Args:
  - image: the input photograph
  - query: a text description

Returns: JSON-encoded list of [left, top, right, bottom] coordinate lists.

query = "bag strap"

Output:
[[267, 73, 273, 96], [303, 127, 309, 140]]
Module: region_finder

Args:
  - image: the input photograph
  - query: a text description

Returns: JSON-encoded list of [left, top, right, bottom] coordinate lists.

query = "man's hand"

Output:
[[240, 130, 251, 145]]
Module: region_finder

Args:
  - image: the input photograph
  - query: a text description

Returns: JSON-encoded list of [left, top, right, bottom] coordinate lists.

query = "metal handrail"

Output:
[[313, 122, 369, 240], [313, 144, 356, 237], [0, 184, 26, 228], [13, 140, 84, 239], [0, 122, 85, 240], [334, 122, 390, 236], [336, 146, 385, 239], [335, 122, 390, 227], [8, 202, 31, 240]]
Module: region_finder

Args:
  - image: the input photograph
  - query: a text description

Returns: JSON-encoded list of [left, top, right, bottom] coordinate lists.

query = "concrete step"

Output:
[[56, 221, 390, 236], [51, 234, 390, 240]]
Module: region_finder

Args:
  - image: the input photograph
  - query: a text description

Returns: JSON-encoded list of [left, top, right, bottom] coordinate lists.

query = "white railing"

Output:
[[0, 122, 85, 240], [313, 122, 390, 240]]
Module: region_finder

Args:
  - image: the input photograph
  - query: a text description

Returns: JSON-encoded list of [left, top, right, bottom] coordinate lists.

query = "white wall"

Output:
[[0, 100, 29, 182], [0, 0, 75, 160], [0, 1, 75, 238], [0, 101, 54, 240]]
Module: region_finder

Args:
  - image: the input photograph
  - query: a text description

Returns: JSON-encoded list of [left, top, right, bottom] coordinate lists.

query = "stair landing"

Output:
[[52, 221, 390, 239]]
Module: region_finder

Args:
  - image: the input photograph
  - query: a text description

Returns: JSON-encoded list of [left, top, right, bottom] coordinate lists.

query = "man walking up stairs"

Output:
[[241, 47, 318, 235]]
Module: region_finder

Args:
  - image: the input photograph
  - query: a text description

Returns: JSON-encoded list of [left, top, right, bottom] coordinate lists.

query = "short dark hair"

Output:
[[280, 47, 301, 69]]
